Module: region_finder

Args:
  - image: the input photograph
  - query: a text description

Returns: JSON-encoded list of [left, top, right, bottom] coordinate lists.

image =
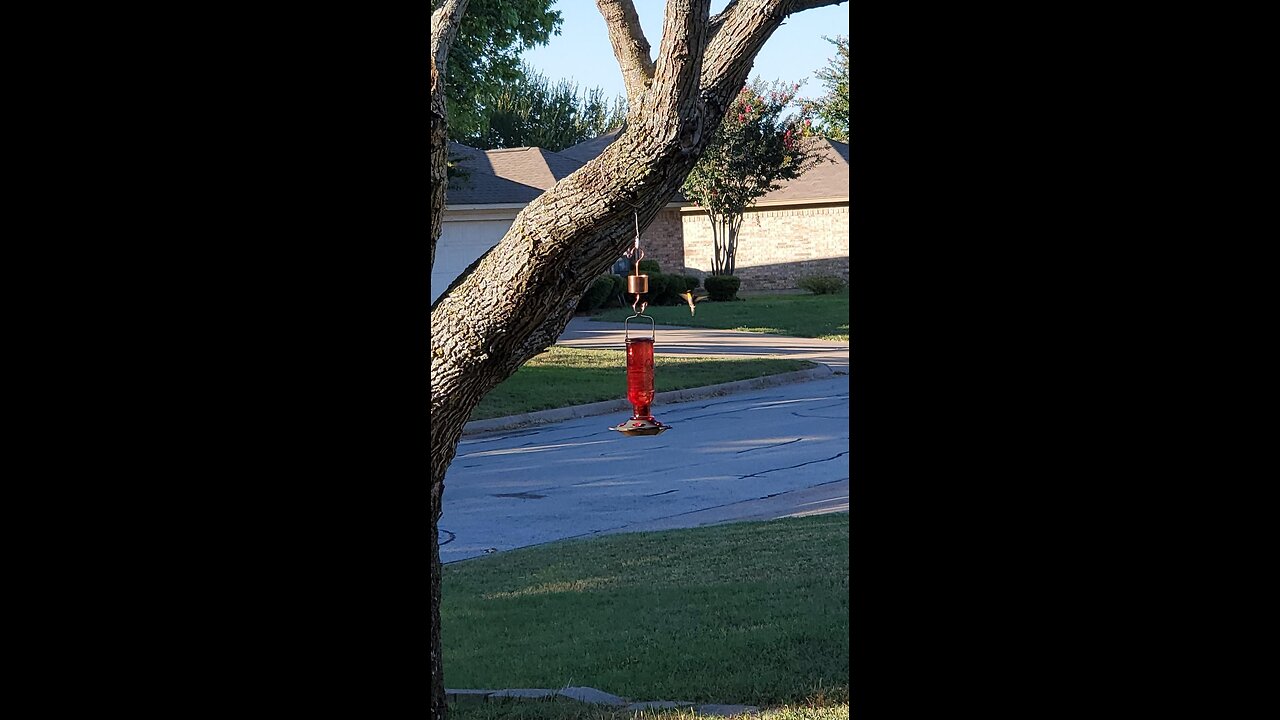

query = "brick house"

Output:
[[434, 133, 848, 302]]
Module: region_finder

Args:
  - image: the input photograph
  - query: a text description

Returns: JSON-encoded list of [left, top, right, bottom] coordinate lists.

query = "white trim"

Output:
[[444, 203, 527, 211]]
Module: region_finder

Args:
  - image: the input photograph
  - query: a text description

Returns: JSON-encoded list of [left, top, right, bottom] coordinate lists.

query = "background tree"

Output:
[[681, 78, 827, 276], [430, 0, 563, 143], [809, 34, 849, 142], [461, 65, 628, 151], [430, 3, 847, 717]]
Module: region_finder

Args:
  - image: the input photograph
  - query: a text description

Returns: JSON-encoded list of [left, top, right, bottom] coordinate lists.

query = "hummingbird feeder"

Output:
[[611, 211, 671, 437]]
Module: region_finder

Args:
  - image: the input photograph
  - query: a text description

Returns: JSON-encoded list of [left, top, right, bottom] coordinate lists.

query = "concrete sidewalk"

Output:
[[556, 316, 851, 372]]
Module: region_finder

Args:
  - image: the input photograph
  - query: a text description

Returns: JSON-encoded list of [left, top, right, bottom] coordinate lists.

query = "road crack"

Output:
[[738, 451, 850, 479]]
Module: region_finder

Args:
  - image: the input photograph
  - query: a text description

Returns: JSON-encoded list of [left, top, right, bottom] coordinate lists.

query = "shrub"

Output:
[[646, 272, 682, 306], [576, 274, 616, 312], [638, 259, 662, 273], [679, 275, 701, 292], [704, 274, 741, 301], [798, 274, 847, 295], [608, 274, 628, 306]]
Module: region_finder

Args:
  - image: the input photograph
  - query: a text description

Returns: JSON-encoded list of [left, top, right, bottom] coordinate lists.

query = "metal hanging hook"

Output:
[[625, 208, 650, 311]]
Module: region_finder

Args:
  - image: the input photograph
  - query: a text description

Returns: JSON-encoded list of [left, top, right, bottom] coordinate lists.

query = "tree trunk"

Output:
[[428, 2, 845, 716], [429, 2, 468, 719], [725, 212, 743, 277], [707, 208, 721, 275]]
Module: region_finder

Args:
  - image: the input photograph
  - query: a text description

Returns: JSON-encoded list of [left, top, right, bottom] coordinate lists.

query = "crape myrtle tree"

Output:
[[681, 78, 827, 276], [429, 2, 847, 717]]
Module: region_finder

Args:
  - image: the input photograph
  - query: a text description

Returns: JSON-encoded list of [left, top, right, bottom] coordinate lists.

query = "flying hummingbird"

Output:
[[678, 291, 708, 316]]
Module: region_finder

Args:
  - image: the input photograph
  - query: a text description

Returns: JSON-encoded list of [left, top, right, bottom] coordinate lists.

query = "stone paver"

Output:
[[556, 686, 629, 705], [486, 688, 556, 700]]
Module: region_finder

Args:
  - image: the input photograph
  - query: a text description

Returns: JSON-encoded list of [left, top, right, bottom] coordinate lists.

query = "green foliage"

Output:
[[445, 149, 470, 184], [704, 274, 742, 301], [797, 275, 847, 295], [679, 274, 701, 292], [462, 65, 628, 151], [645, 272, 682, 306], [808, 36, 849, 143], [682, 79, 825, 220], [575, 274, 616, 313], [607, 274, 628, 307], [637, 258, 661, 273], [434, 0, 563, 143]]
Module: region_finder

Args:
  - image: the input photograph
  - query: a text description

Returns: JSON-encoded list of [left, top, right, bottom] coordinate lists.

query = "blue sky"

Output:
[[521, 1, 849, 103]]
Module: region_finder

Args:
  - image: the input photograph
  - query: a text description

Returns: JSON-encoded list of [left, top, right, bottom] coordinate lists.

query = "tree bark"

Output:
[[428, 1, 846, 715], [429, 2, 468, 719], [727, 212, 743, 276], [597, 0, 657, 105]]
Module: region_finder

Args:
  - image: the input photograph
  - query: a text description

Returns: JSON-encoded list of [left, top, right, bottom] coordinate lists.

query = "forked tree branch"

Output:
[[597, 0, 657, 105]]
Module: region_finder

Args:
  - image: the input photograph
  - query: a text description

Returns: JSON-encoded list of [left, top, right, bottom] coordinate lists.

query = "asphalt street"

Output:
[[438, 372, 850, 563]]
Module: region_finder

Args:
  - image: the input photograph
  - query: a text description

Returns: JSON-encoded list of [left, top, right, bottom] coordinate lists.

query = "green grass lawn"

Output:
[[441, 515, 849, 715], [471, 346, 814, 420], [591, 292, 849, 341], [446, 699, 849, 719]]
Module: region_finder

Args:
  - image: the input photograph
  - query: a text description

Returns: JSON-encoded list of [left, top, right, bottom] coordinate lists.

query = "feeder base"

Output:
[[609, 417, 671, 436]]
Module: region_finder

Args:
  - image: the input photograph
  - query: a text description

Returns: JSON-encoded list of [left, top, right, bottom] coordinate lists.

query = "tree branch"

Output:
[[596, 0, 657, 106], [790, 0, 846, 12], [429, 0, 469, 273], [700, 0, 845, 104], [643, 0, 711, 153]]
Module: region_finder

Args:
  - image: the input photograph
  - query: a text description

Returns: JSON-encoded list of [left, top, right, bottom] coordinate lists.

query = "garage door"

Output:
[[431, 219, 515, 303]]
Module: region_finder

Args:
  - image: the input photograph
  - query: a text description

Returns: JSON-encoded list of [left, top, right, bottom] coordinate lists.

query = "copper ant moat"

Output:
[[610, 211, 671, 436]]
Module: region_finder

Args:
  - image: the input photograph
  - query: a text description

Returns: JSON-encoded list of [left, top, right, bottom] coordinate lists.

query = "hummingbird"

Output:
[[678, 291, 709, 316]]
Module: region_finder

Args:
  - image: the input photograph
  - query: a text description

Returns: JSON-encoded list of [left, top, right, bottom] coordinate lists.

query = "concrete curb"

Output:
[[461, 363, 835, 437]]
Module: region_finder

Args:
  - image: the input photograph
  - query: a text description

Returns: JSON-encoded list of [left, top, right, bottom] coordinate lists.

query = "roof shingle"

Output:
[[445, 132, 847, 207], [447, 142, 590, 205]]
